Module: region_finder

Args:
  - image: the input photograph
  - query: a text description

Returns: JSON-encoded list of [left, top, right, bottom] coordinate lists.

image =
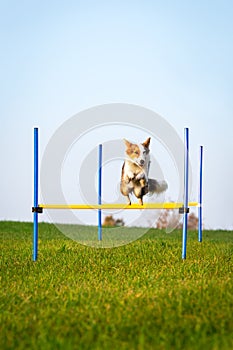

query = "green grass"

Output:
[[0, 221, 233, 350]]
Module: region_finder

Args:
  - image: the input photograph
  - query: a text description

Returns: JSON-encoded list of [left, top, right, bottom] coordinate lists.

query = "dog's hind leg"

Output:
[[133, 182, 149, 205], [133, 185, 144, 205], [126, 195, 131, 205], [120, 181, 132, 205]]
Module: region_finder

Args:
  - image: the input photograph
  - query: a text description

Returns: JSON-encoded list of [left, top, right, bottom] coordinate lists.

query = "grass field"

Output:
[[0, 221, 232, 350]]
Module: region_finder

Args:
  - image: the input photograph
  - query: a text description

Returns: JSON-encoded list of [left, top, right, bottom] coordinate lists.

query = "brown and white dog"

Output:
[[120, 138, 168, 205]]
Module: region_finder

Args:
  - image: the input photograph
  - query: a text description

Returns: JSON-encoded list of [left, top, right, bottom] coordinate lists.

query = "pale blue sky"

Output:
[[0, 0, 233, 229]]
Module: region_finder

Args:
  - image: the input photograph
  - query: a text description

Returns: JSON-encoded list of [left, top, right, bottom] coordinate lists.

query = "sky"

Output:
[[0, 0, 233, 229]]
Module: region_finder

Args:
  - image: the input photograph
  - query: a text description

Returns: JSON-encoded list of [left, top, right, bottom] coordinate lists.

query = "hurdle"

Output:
[[32, 127, 203, 261]]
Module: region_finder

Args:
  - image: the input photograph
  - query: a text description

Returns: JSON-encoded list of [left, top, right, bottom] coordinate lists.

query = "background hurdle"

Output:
[[33, 128, 39, 261], [198, 146, 203, 242], [98, 144, 102, 241], [32, 127, 203, 261], [182, 127, 189, 259]]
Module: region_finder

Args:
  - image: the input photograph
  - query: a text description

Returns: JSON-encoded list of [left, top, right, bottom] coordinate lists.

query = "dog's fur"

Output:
[[120, 138, 168, 205]]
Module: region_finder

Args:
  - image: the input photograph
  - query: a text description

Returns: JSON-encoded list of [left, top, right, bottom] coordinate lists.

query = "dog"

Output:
[[120, 137, 168, 205]]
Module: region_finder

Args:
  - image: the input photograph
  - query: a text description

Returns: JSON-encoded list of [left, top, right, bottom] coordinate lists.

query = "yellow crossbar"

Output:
[[39, 202, 198, 210]]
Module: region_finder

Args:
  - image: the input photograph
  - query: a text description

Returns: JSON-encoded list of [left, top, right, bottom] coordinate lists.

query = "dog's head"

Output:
[[124, 137, 151, 166]]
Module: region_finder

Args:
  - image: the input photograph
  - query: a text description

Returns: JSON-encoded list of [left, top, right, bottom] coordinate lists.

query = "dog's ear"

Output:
[[142, 137, 151, 149], [123, 139, 132, 148]]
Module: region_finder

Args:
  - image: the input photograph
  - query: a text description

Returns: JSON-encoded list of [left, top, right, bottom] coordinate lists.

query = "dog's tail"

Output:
[[148, 178, 168, 195]]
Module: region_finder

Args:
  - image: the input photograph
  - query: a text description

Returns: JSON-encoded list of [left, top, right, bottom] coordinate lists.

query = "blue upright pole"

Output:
[[198, 146, 203, 242], [33, 128, 39, 261], [98, 144, 102, 241], [182, 128, 189, 259]]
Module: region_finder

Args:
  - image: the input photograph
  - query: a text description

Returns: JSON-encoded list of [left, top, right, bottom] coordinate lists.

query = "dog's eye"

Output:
[[134, 151, 139, 155]]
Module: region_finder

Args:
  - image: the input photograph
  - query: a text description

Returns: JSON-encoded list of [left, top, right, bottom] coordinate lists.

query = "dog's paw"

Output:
[[124, 176, 130, 184], [128, 170, 135, 179], [135, 172, 145, 181]]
